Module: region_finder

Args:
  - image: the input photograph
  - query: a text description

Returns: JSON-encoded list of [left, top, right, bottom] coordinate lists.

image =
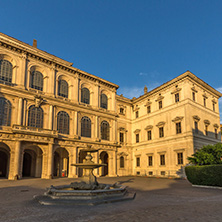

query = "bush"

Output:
[[185, 165, 222, 187], [188, 143, 222, 165]]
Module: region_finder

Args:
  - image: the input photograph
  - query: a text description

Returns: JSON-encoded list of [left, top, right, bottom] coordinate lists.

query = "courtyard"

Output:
[[0, 177, 222, 222]]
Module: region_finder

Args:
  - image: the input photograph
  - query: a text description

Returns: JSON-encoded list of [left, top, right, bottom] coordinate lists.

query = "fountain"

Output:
[[34, 145, 135, 205]]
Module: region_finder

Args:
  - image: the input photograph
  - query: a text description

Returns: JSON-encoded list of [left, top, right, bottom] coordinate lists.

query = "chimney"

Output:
[[33, 39, 37, 48], [144, 85, 148, 94]]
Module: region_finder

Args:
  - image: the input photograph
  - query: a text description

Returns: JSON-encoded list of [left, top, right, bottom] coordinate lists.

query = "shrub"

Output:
[[188, 143, 222, 165], [185, 165, 222, 187]]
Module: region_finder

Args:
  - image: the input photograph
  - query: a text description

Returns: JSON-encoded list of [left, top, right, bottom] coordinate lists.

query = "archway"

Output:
[[22, 147, 42, 178], [53, 148, 69, 177], [100, 151, 108, 176], [0, 144, 10, 179], [78, 150, 87, 177]]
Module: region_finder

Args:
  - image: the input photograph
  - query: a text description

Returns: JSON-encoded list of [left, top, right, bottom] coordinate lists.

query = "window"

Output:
[[192, 92, 196, 101], [57, 111, 69, 134], [31, 71, 43, 91], [175, 93, 179, 103], [0, 60, 12, 83], [81, 116, 91, 138], [177, 152, 183, 165], [120, 132, 124, 143], [194, 121, 198, 133], [100, 94, 108, 109], [213, 103, 215, 112], [203, 98, 206, 107], [147, 106, 151, 114], [101, 120, 109, 140], [147, 130, 152, 140], [58, 80, 68, 98], [159, 101, 162, 109], [160, 154, 165, 166], [176, 122, 182, 134], [120, 108, 124, 114], [135, 111, 139, 118], [28, 105, 43, 128], [136, 157, 140, 167], [148, 156, 153, 166], [120, 156, 124, 168], [0, 97, 11, 126], [136, 134, 139, 143], [205, 125, 208, 136], [159, 127, 164, 138], [215, 129, 218, 139], [81, 88, 90, 104]]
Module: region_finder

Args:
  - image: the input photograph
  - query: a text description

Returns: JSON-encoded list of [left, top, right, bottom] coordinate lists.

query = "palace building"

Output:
[[0, 32, 221, 180]]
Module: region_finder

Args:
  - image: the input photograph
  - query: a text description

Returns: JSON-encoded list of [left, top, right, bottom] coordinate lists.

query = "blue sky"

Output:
[[1, 0, 222, 119]]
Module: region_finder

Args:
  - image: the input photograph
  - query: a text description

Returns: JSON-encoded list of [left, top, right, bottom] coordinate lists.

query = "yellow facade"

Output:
[[0, 33, 221, 180]]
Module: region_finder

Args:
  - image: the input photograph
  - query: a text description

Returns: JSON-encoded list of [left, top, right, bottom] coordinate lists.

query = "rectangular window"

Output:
[[120, 108, 124, 114], [177, 152, 183, 165], [159, 101, 162, 109], [136, 157, 140, 167], [160, 154, 165, 166], [203, 98, 206, 107], [147, 105, 151, 114], [135, 111, 139, 118], [175, 93, 179, 103], [213, 103, 215, 112], [215, 129, 218, 139], [159, 127, 164, 138], [192, 92, 196, 101], [176, 122, 182, 134], [147, 130, 152, 140], [195, 121, 198, 133], [136, 134, 139, 143], [148, 156, 153, 166], [120, 132, 124, 143], [205, 126, 208, 136]]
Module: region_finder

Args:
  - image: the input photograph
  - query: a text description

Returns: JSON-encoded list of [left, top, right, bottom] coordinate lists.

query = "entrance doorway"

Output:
[[0, 150, 8, 177], [100, 151, 108, 176]]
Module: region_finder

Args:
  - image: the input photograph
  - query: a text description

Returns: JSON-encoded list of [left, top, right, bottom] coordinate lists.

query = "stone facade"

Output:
[[0, 33, 221, 180]]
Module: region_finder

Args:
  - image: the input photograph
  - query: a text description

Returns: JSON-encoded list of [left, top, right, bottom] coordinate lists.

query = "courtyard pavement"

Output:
[[0, 176, 222, 222]]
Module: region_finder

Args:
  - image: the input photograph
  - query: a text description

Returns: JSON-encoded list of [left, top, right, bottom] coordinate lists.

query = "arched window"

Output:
[[58, 80, 68, 98], [81, 116, 91, 138], [81, 87, 90, 104], [28, 105, 43, 128], [100, 94, 108, 109], [0, 98, 11, 126], [0, 60, 13, 83], [31, 71, 43, 91], [120, 156, 124, 168], [57, 111, 69, 134], [101, 120, 109, 140]]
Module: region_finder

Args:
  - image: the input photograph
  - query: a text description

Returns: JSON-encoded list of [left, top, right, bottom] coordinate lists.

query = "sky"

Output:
[[1, 0, 222, 120]]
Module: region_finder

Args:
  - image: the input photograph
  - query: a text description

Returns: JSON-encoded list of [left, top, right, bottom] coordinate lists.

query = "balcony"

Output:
[[12, 125, 58, 138]]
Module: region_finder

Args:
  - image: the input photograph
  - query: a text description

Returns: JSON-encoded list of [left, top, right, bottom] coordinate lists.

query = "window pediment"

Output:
[[204, 120, 210, 126], [156, 121, 165, 127], [193, 115, 200, 121], [134, 129, 141, 134], [191, 86, 198, 93], [213, 124, 219, 129], [171, 88, 182, 94], [145, 125, 153, 130], [155, 95, 164, 102], [172, 116, 184, 123]]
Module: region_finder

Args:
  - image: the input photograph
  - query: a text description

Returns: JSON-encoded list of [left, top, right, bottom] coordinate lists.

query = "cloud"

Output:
[[139, 72, 147, 76], [216, 87, 222, 123]]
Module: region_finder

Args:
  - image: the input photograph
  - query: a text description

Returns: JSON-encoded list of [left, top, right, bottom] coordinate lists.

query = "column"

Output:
[[49, 64, 56, 95], [47, 143, 54, 179], [68, 148, 78, 178], [23, 99, 27, 126], [95, 116, 99, 140], [17, 98, 23, 125], [13, 141, 21, 180], [17, 52, 27, 88], [73, 111, 78, 138], [73, 75, 79, 102], [48, 105, 54, 130]]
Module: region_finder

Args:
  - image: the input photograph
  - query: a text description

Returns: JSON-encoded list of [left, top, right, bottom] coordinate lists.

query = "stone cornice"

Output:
[[0, 32, 119, 90]]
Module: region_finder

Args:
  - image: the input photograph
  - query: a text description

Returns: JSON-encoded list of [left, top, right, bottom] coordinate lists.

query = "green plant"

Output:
[[185, 165, 222, 186], [188, 143, 222, 165]]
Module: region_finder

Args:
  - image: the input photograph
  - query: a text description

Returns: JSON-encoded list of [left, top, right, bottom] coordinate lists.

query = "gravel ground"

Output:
[[0, 176, 222, 222]]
